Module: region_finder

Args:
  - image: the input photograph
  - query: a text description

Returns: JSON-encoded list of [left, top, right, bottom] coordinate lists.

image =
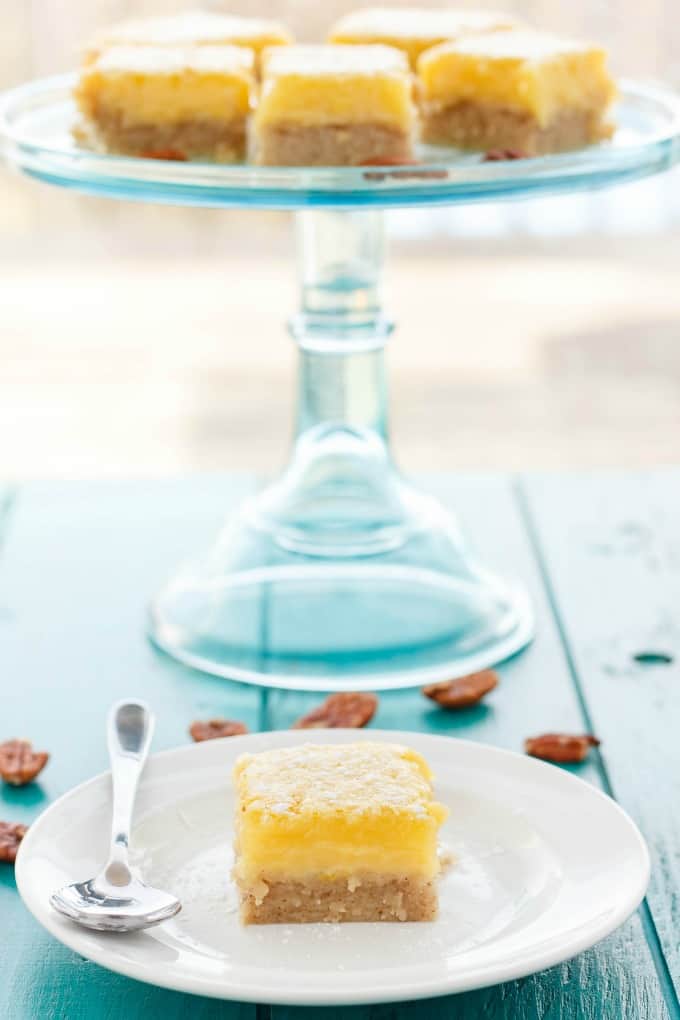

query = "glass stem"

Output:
[[290, 209, 393, 442]]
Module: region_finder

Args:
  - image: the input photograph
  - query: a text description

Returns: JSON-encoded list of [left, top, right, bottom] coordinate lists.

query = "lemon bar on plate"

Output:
[[418, 29, 616, 155], [85, 10, 292, 69], [75, 45, 254, 161], [254, 44, 416, 166], [233, 742, 448, 923], [329, 7, 519, 69]]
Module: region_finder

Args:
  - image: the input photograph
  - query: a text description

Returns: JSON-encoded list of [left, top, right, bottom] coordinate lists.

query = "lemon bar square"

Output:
[[254, 45, 416, 166], [233, 742, 448, 924], [85, 11, 292, 70], [329, 7, 519, 70], [418, 30, 616, 155], [75, 45, 254, 162]]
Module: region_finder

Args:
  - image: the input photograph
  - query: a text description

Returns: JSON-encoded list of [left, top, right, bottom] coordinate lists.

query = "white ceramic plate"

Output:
[[16, 730, 649, 1006]]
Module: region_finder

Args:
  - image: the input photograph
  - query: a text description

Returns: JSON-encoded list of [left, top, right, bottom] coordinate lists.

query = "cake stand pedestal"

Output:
[[150, 207, 533, 688], [2, 74, 679, 689]]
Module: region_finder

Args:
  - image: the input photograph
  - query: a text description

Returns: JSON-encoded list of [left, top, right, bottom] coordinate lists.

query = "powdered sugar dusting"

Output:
[[234, 742, 443, 819]]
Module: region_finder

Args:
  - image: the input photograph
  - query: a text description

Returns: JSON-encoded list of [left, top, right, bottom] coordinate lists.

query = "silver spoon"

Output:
[[50, 699, 181, 932]]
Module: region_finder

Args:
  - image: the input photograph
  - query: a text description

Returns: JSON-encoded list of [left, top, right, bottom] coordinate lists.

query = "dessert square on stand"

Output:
[[85, 11, 292, 70], [254, 44, 417, 166], [418, 29, 616, 155], [329, 7, 519, 69], [75, 44, 255, 161]]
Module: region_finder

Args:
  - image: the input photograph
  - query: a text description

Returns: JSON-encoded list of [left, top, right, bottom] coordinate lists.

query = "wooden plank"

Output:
[[273, 917, 665, 1020], [0, 477, 259, 1020], [521, 469, 680, 1007], [268, 475, 670, 1020]]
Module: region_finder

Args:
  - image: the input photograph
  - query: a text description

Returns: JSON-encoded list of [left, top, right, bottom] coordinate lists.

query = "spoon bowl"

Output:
[[51, 873, 181, 932]]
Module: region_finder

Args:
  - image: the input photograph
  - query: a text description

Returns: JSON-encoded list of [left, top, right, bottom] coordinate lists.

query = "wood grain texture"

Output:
[[272, 918, 665, 1019], [0, 475, 674, 1020], [0, 477, 259, 1020], [267, 475, 670, 1020], [521, 470, 680, 1007]]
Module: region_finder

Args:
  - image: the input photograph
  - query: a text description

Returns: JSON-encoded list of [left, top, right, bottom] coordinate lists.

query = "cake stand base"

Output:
[[149, 209, 533, 689], [149, 447, 532, 691]]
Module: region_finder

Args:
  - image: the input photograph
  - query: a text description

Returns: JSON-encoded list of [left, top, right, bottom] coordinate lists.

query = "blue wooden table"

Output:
[[1, 472, 679, 1020]]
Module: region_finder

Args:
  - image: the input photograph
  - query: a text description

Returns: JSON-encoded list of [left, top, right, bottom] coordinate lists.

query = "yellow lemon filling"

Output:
[[76, 45, 254, 125], [418, 30, 616, 127], [233, 743, 448, 883], [255, 45, 416, 130]]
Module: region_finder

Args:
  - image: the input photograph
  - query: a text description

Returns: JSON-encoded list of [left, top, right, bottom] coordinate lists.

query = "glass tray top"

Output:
[[1, 73, 679, 209]]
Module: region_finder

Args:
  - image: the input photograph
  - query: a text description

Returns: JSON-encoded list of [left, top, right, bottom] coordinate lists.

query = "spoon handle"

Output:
[[107, 700, 155, 870]]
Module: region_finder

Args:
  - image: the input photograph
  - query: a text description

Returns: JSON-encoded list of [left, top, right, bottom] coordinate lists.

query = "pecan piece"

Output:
[[359, 155, 420, 167], [524, 733, 600, 763], [0, 821, 28, 863], [292, 692, 378, 729], [0, 739, 49, 786], [423, 670, 498, 709], [189, 719, 248, 742], [140, 148, 188, 161], [483, 148, 528, 162]]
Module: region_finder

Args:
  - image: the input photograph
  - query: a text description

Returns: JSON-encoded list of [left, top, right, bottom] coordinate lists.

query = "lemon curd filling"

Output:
[[418, 30, 616, 127], [233, 743, 448, 885], [329, 7, 519, 69], [86, 10, 293, 64], [76, 45, 255, 125], [255, 45, 416, 130]]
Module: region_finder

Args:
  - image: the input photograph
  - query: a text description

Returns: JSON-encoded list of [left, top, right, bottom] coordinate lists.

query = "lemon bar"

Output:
[[418, 30, 616, 155], [254, 45, 416, 166], [329, 7, 519, 69], [233, 742, 448, 923], [85, 11, 292, 69], [75, 45, 254, 161]]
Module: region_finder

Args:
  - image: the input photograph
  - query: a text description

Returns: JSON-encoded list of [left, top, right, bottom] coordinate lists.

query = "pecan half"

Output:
[[140, 148, 188, 161], [524, 733, 600, 763], [292, 692, 378, 729], [423, 670, 499, 709], [0, 739, 49, 786], [359, 155, 420, 167], [483, 148, 528, 162], [189, 719, 248, 742], [0, 821, 28, 863]]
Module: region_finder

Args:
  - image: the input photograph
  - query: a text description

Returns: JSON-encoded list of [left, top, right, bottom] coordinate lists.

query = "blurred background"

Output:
[[2, 0, 680, 480]]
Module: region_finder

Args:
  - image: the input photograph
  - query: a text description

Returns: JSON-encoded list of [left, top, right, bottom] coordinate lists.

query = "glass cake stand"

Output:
[[2, 73, 680, 690]]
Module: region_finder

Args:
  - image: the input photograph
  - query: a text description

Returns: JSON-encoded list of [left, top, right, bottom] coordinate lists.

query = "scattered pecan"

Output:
[[0, 821, 28, 863], [423, 669, 499, 709], [189, 719, 248, 742], [0, 739, 49, 786], [524, 733, 601, 763], [140, 148, 188, 161], [292, 692, 378, 729], [483, 148, 528, 162]]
